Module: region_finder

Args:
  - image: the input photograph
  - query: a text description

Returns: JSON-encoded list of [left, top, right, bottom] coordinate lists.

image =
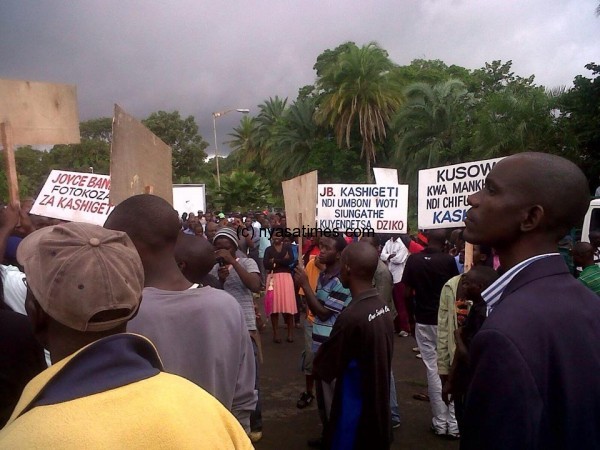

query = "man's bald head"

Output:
[[104, 194, 180, 251], [205, 222, 219, 243], [341, 242, 380, 283], [572, 241, 595, 268], [573, 241, 594, 258], [500, 152, 588, 239], [465, 152, 589, 254], [360, 235, 380, 249], [427, 229, 447, 248], [174, 233, 216, 283]]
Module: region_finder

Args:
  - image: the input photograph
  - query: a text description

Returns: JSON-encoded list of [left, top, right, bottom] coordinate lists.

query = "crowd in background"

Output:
[[2, 152, 600, 450]]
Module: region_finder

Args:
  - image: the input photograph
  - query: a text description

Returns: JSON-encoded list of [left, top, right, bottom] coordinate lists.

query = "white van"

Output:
[[581, 199, 600, 242]]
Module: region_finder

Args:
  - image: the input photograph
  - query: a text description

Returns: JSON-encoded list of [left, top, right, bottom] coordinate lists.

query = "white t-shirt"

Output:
[[1, 264, 26, 314], [1, 264, 51, 366]]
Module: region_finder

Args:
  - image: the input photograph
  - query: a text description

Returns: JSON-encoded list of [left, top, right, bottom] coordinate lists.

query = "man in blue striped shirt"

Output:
[[461, 152, 600, 450], [294, 235, 351, 448]]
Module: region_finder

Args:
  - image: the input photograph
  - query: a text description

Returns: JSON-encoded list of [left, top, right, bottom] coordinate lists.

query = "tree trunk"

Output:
[[366, 154, 372, 183]]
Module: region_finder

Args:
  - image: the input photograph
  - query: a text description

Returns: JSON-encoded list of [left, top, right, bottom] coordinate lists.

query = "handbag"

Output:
[[264, 272, 275, 316]]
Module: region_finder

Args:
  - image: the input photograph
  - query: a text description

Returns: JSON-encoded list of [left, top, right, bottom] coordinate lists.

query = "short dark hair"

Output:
[[333, 235, 347, 253], [105, 195, 180, 248], [467, 266, 499, 291]]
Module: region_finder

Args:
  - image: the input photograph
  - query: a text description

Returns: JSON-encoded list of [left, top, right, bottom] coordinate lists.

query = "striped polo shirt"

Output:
[[312, 270, 352, 353], [482, 253, 558, 316], [578, 264, 600, 295]]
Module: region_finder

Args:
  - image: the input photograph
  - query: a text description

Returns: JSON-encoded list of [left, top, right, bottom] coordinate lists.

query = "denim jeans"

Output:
[[390, 370, 401, 425], [250, 338, 262, 432]]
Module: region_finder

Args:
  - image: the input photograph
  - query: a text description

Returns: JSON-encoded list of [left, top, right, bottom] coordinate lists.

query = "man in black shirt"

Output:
[[313, 242, 394, 449], [402, 229, 459, 439]]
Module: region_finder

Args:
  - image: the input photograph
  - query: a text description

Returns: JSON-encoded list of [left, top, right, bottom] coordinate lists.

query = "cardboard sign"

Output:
[[30, 170, 112, 226], [418, 157, 504, 229], [282, 171, 318, 230], [373, 167, 399, 185], [173, 184, 206, 216], [0, 79, 80, 145], [317, 184, 409, 234], [110, 104, 173, 206]]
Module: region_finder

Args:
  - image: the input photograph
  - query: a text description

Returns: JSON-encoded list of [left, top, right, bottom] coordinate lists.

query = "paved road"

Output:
[[254, 318, 460, 450]]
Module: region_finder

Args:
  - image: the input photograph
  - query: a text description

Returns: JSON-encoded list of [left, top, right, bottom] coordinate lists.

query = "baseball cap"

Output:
[[17, 222, 144, 332], [213, 227, 239, 249], [218, 213, 226, 219]]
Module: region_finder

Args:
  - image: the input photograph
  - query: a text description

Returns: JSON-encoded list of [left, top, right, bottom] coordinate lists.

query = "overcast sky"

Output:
[[1, 0, 598, 156]]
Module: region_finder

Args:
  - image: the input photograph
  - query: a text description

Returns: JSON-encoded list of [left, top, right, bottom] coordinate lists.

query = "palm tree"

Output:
[[255, 96, 288, 154], [315, 42, 402, 182], [227, 115, 260, 168], [213, 171, 273, 211], [471, 87, 556, 159], [393, 79, 472, 181], [267, 97, 319, 178]]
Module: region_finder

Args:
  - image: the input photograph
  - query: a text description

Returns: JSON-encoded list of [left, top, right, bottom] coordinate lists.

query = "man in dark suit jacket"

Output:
[[461, 152, 600, 450]]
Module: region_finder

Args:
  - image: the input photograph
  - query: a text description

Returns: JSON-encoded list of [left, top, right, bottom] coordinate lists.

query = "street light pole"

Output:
[[212, 108, 250, 188]]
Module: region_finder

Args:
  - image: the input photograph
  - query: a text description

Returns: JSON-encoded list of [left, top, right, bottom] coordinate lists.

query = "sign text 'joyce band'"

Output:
[[317, 184, 409, 233], [418, 157, 504, 229]]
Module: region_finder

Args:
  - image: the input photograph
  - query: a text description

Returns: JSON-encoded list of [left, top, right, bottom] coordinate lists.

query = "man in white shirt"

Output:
[[380, 235, 410, 336]]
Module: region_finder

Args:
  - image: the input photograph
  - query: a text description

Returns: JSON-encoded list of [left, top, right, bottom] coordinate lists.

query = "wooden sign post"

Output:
[[0, 78, 80, 206], [0, 122, 18, 206], [464, 242, 474, 273], [297, 212, 304, 268]]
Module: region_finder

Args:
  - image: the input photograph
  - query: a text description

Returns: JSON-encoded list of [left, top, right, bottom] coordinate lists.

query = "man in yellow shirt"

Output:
[[0, 222, 252, 450]]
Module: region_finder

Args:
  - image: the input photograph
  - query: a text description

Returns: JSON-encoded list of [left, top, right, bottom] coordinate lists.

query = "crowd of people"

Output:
[[1, 152, 600, 449]]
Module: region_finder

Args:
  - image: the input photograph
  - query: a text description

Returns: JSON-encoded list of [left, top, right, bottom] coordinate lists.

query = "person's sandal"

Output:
[[413, 393, 430, 402], [296, 392, 314, 409]]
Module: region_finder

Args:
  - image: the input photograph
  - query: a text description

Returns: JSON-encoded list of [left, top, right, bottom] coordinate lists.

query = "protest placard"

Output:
[[373, 167, 399, 185], [0, 79, 80, 145], [418, 157, 504, 229], [282, 171, 318, 230], [317, 184, 408, 234], [173, 184, 206, 216], [0, 78, 80, 205], [30, 170, 112, 226], [110, 104, 172, 206]]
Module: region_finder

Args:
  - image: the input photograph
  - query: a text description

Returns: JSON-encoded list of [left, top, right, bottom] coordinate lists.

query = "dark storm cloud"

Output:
[[1, 0, 598, 155]]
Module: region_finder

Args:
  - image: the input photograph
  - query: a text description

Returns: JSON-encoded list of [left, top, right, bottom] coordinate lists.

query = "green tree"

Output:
[[556, 63, 600, 185], [315, 42, 403, 182], [305, 139, 366, 183], [255, 97, 288, 153], [267, 96, 321, 178], [227, 115, 261, 170], [470, 60, 535, 96], [211, 171, 272, 212], [471, 86, 556, 159], [143, 111, 209, 181], [46, 140, 110, 175], [393, 59, 472, 88], [80, 117, 113, 142], [313, 42, 357, 78], [393, 79, 472, 179], [0, 146, 48, 200]]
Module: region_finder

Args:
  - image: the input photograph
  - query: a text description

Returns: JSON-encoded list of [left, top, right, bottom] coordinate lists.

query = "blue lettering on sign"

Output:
[[432, 209, 468, 224]]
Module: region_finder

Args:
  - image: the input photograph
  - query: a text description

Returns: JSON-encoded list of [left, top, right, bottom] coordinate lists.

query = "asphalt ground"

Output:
[[254, 315, 460, 450]]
